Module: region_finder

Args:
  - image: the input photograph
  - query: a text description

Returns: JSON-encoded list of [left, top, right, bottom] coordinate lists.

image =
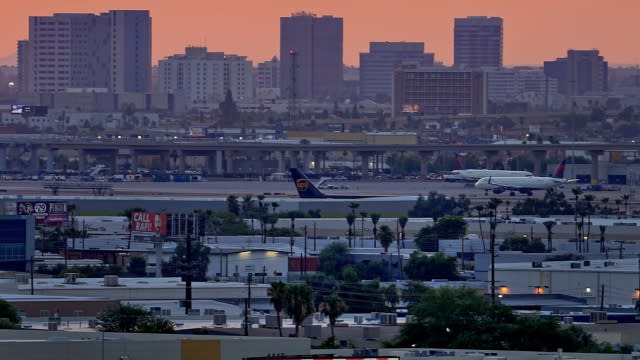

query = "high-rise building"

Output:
[[544, 49, 608, 97], [255, 57, 280, 100], [158, 47, 253, 110], [393, 64, 487, 117], [359, 42, 435, 100], [454, 16, 503, 68], [17, 10, 151, 94], [280, 13, 343, 100], [109, 10, 152, 93]]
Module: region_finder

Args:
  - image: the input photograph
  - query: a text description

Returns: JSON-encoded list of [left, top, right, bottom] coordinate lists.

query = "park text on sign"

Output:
[[132, 212, 167, 236]]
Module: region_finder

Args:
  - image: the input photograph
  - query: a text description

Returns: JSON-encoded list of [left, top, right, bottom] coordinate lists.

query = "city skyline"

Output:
[[0, 0, 639, 68]]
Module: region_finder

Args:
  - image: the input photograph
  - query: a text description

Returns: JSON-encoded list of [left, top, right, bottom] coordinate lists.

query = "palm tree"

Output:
[[571, 187, 583, 249], [621, 194, 630, 219], [583, 194, 596, 252], [543, 221, 556, 253], [283, 284, 314, 337], [319, 294, 347, 338], [121, 207, 145, 249], [378, 224, 394, 253], [614, 199, 622, 219], [347, 202, 360, 247], [345, 213, 356, 248], [226, 195, 240, 215], [359, 211, 368, 248], [370, 213, 381, 248], [398, 216, 408, 248], [474, 205, 486, 252], [268, 281, 287, 337], [271, 201, 280, 214], [599, 225, 607, 253], [601, 197, 610, 218]]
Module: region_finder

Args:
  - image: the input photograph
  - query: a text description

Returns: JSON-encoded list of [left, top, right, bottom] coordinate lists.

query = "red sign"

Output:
[[132, 212, 167, 236]]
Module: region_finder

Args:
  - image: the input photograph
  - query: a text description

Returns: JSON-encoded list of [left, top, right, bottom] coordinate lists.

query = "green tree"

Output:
[[383, 284, 400, 311], [345, 213, 356, 248], [378, 224, 394, 253], [413, 225, 438, 252], [319, 294, 348, 338], [0, 299, 21, 329], [433, 215, 467, 239], [403, 251, 458, 281], [97, 304, 174, 333], [284, 284, 315, 337], [268, 281, 287, 337], [388, 287, 599, 351], [162, 239, 211, 281], [128, 256, 147, 276], [219, 89, 239, 126], [318, 242, 350, 279]]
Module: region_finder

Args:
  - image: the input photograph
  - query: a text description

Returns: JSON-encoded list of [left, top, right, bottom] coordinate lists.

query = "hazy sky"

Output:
[[1, 0, 638, 67]]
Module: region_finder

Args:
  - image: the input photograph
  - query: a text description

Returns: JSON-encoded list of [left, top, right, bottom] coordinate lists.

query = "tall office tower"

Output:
[[255, 57, 280, 99], [280, 13, 343, 100], [393, 64, 487, 117], [544, 49, 608, 97], [359, 42, 435, 100], [18, 10, 150, 94], [158, 47, 253, 110], [454, 16, 503, 68], [108, 10, 152, 93], [16, 40, 31, 93]]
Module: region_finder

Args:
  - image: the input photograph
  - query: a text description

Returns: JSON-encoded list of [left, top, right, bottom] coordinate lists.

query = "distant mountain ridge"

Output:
[[0, 53, 16, 66]]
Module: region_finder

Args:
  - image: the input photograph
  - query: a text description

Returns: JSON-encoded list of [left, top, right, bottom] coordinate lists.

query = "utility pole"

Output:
[[184, 234, 192, 315], [289, 49, 298, 128], [599, 284, 605, 311], [244, 273, 252, 336], [303, 225, 307, 276], [313, 222, 317, 252]]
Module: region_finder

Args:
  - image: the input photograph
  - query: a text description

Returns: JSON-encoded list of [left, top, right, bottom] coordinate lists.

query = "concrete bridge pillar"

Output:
[[29, 145, 40, 172], [159, 151, 169, 172], [177, 149, 186, 173], [129, 150, 137, 173], [590, 150, 604, 184], [78, 149, 87, 172], [312, 151, 324, 173], [215, 150, 223, 175], [302, 151, 310, 172], [359, 152, 372, 179], [46, 148, 55, 171], [224, 151, 234, 174], [532, 150, 547, 176], [419, 151, 434, 177], [276, 151, 286, 172]]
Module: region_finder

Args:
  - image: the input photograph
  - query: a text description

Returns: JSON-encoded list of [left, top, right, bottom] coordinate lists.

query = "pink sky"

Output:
[[1, 0, 638, 67]]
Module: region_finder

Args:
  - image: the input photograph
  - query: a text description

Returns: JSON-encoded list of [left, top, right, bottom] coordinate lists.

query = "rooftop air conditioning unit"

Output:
[[103, 275, 119, 287], [532, 261, 543, 268], [64, 273, 79, 284]]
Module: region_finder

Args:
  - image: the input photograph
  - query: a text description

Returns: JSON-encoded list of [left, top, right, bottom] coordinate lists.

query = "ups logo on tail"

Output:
[[295, 179, 309, 191]]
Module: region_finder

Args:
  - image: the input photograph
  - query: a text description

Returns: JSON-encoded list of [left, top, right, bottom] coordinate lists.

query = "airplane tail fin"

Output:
[[289, 168, 327, 198], [553, 159, 567, 179], [454, 153, 465, 170]]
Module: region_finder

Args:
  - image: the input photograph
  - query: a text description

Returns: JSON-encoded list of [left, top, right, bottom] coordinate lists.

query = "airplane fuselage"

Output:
[[474, 176, 568, 195], [452, 169, 533, 181]]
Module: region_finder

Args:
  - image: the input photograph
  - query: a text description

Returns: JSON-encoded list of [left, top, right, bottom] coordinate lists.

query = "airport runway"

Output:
[[1, 178, 636, 201]]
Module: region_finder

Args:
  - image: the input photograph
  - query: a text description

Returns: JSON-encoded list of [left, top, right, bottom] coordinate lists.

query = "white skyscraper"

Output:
[[158, 47, 253, 111]]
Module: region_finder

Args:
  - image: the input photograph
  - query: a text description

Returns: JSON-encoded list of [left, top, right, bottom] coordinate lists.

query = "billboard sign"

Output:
[[16, 201, 68, 224], [11, 104, 48, 116], [132, 212, 167, 236], [401, 104, 421, 113]]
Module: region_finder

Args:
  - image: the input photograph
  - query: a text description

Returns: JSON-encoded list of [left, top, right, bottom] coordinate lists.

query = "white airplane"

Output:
[[474, 160, 577, 196], [443, 153, 533, 182]]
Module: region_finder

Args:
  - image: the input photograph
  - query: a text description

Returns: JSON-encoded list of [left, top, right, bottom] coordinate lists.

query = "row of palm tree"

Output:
[[268, 281, 347, 338]]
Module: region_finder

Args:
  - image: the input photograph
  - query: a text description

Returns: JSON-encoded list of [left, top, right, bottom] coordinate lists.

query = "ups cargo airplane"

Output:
[[290, 168, 380, 199]]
